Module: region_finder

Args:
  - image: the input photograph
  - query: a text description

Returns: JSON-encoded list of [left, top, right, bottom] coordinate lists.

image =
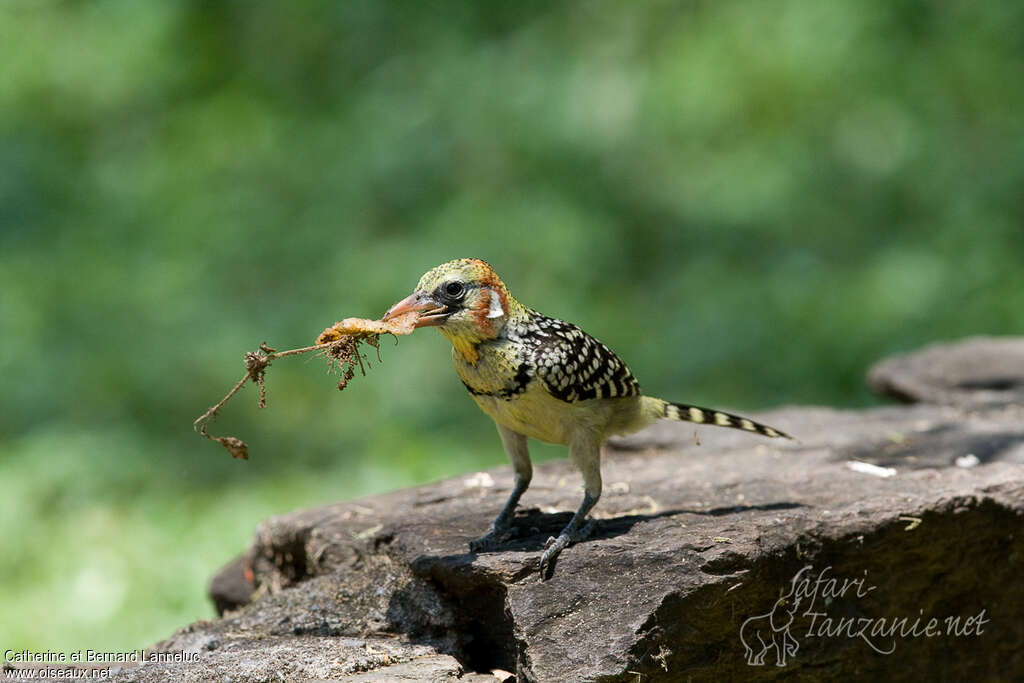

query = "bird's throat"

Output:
[[443, 330, 481, 365]]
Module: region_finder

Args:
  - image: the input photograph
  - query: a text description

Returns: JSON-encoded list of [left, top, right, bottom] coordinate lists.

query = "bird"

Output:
[[382, 258, 790, 579]]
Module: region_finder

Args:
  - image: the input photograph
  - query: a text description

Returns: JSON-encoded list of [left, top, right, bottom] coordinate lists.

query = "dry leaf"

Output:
[[316, 311, 419, 344]]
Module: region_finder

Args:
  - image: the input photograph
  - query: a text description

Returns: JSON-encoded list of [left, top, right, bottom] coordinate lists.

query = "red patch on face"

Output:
[[470, 285, 508, 337], [471, 290, 496, 336]]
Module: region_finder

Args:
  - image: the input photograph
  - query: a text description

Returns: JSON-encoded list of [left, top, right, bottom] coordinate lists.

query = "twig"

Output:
[[193, 312, 419, 461], [193, 336, 380, 460]]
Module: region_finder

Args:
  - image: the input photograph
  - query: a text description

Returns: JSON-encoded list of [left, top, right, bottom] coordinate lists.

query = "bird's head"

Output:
[[383, 258, 520, 361]]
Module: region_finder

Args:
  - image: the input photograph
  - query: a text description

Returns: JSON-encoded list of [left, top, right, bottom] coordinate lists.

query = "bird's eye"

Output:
[[444, 281, 465, 298]]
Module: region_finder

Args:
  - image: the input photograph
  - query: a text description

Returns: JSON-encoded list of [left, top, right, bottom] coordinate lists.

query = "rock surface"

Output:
[[868, 335, 1024, 407], [92, 340, 1024, 681]]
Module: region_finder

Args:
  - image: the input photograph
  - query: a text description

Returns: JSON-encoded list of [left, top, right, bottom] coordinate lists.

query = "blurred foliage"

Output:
[[2, 0, 1022, 651]]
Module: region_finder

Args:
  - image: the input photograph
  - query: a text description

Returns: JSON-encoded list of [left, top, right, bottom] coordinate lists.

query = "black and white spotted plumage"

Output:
[[462, 309, 787, 438], [508, 311, 640, 403]]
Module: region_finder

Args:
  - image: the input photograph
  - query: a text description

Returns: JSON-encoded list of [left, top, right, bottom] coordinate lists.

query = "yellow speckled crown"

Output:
[[416, 258, 505, 293]]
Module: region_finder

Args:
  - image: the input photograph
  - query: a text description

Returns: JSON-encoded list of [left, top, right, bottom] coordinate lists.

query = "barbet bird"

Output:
[[383, 258, 790, 578]]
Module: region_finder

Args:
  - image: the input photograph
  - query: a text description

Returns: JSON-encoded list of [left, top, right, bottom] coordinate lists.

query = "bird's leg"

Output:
[[470, 425, 531, 552], [539, 438, 602, 580], [469, 473, 529, 551], [538, 490, 599, 579]]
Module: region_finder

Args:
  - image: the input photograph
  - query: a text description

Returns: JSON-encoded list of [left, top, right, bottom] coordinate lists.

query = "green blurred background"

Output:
[[2, 0, 1022, 651]]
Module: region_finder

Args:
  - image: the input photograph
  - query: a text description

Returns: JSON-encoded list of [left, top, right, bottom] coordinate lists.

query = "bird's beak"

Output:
[[382, 291, 450, 328]]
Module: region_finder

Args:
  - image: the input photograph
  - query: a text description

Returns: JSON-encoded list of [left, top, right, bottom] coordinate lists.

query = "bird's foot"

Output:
[[469, 523, 515, 552], [538, 519, 597, 580]]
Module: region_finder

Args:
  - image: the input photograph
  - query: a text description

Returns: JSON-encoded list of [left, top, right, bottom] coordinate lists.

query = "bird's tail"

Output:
[[643, 397, 791, 439]]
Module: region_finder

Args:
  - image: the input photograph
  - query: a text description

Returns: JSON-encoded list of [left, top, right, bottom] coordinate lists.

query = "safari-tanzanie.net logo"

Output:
[[739, 565, 988, 667]]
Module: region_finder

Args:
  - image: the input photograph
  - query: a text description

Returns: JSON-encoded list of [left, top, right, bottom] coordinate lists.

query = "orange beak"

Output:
[[382, 290, 450, 328]]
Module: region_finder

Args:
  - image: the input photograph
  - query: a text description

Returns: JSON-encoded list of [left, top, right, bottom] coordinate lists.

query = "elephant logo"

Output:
[[740, 589, 802, 666]]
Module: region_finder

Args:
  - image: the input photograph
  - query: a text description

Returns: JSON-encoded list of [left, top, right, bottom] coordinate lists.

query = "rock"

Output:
[[868, 336, 1024, 406], [109, 633, 477, 682], [106, 339, 1024, 681], [207, 555, 254, 616]]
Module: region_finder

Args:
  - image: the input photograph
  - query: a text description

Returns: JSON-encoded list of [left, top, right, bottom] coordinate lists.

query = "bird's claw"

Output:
[[539, 533, 569, 580], [538, 519, 598, 580]]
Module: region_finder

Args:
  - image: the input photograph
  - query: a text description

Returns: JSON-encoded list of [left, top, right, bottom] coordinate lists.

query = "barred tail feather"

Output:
[[659, 400, 791, 439]]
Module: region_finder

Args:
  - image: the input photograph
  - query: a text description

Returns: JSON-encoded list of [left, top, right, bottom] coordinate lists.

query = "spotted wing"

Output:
[[518, 313, 641, 403]]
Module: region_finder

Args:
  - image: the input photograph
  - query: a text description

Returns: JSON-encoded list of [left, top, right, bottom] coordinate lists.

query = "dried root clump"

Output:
[[193, 311, 419, 460]]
